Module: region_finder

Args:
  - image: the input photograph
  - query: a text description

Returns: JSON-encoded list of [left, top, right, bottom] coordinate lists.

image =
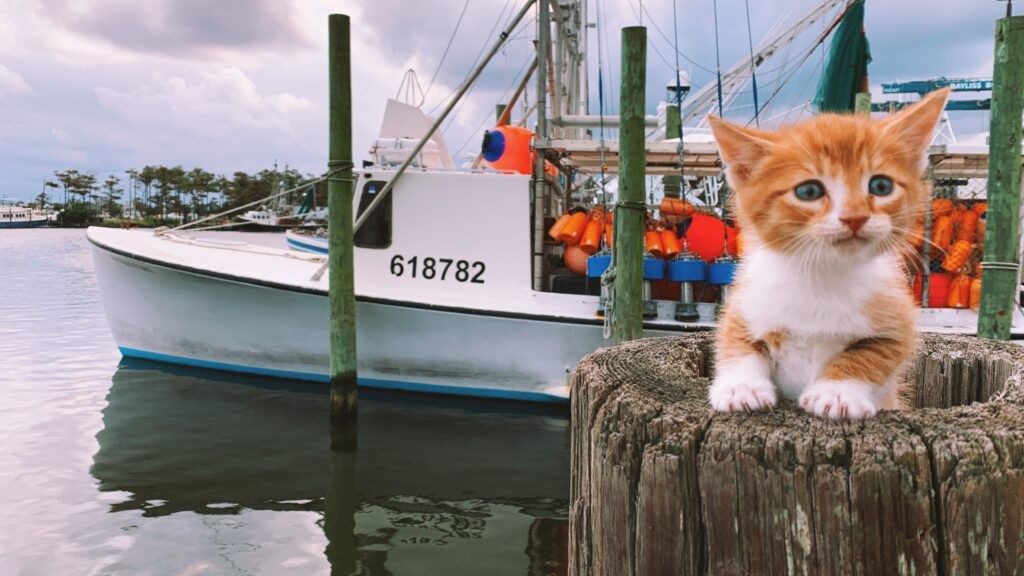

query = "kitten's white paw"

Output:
[[708, 375, 777, 413], [799, 380, 879, 420]]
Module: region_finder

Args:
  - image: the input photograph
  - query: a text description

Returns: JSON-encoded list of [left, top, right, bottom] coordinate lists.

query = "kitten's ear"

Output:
[[708, 116, 776, 185], [881, 87, 951, 166]]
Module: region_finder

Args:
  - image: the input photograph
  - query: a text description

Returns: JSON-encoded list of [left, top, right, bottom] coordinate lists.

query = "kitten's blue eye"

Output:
[[869, 175, 894, 197], [794, 180, 825, 201]]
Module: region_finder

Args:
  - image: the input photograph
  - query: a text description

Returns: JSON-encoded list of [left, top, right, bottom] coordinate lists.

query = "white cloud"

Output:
[[94, 68, 311, 136], [0, 64, 31, 97], [50, 127, 71, 143]]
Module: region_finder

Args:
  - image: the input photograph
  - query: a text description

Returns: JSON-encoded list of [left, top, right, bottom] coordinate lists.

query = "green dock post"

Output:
[[613, 26, 646, 343], [664, 104, 681, 199], [978, 15, 1024, 340], [495, 103, 508, 126], [328, 14, 358, 450]]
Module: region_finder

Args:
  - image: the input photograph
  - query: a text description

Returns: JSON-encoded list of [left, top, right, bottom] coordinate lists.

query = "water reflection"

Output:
[[92, 360, 569, 575]]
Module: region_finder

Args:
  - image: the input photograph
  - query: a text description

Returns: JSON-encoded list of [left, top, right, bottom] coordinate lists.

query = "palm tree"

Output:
[[102, 175, 123, 217], [54, 169, 81, 205]]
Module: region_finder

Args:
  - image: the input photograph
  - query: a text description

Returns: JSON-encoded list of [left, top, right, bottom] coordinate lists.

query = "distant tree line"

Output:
[[39, 165, 327, 227]]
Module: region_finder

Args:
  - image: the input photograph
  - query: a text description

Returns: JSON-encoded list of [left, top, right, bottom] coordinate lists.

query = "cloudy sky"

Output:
[[0, 0, 1008, 201]]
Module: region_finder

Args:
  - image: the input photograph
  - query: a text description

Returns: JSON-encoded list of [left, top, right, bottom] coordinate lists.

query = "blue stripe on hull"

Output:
[[0, 219, 49, 229], [118, 347, 568, 404], [286, 238, 328, 254]]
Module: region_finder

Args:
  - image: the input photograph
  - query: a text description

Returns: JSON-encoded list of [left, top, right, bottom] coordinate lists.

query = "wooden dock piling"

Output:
[[663, 104, 682, 199], [979, 15, 1024, 340], [328, 14, 358, 451], [569, 334, 1024, 576], [612, 26, 647, 343]]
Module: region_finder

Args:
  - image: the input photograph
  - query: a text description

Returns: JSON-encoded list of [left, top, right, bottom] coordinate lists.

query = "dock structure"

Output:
[[568, 333, 1024, 576]]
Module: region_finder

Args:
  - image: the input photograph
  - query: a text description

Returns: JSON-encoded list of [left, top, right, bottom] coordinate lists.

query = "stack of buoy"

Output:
[[911, 199, 986, 310]]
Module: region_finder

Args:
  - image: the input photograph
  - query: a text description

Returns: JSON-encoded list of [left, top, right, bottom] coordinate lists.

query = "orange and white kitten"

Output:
[[707, 88, 950, 420]]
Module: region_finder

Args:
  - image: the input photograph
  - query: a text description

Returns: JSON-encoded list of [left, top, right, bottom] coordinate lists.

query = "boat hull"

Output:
[[285, 230, 328, 254], [91, 239, 677, 403], [0, 217, 49, 228]]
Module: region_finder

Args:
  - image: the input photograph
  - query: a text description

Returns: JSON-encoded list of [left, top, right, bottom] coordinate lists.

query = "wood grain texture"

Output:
[[569, 333, 1024, 576]]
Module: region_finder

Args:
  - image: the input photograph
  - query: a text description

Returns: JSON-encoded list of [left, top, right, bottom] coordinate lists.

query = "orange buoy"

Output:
[[969, 276, 982, 310], [558, 211, 588, 245], [931, 215, 954, 254], [908, 222, 925, 250], [932, 198, 954, 218], [941, 240, 973, 273], [548, 213, 572, 241], [481, 125, 534, 174], [947, 274, 973, 309], [660, 228, 682, 258], [645, 229, 665, 258], [973, 202, 987, 215], [580, 219, 604, 254], [913, 272, 951, 308], [604, 221, 614, 249], [564, 244, 589, 275], [660, 197, 694, 218], [684, 212, 738, 262], [956, 210, 979, 243]]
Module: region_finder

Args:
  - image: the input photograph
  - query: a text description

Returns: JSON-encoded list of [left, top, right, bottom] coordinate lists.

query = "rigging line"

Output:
[[626, 0, 674, 71], [744, 0, 760, 126], [422, 0, 472, 106], [428, 0, 514, 115], [638, 1, 715, 74], [450, 56, 534, 158], [712, 0, 724, 117]]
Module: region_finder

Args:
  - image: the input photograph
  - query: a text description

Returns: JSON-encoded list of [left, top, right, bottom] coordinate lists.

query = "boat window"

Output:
[[355, 180, 392, 249]]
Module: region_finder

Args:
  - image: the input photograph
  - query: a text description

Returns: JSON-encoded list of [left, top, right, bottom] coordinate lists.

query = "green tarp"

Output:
[[814, 0, 872, 113]]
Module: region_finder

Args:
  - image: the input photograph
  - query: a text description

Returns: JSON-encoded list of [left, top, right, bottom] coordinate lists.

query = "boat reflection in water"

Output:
[[91, 361, 569, 575]]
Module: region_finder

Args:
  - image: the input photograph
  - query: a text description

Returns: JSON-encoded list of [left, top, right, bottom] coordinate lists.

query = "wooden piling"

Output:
[[663, 104, 682, 199], [569, 333, 1024, 576], [495, 103, 508, 125], [612, 26, 646, 343], [979, 16, 1024, 340], [328, 14, 357, 451]]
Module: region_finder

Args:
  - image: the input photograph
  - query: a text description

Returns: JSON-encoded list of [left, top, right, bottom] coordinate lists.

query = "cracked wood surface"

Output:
[[569, 333, 1024, 576]]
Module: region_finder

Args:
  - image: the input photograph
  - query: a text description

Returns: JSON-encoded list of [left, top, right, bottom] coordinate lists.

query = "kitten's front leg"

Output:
[[709, 309, 777, 412], [800, 336, 910, 420]]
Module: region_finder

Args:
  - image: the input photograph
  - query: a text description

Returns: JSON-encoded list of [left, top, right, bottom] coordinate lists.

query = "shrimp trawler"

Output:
[[88, 0, 1024, 403]]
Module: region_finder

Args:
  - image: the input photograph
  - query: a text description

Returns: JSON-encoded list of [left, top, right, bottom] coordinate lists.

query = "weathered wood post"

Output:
[[612, 26, 646, 343], [328, 14, 358, 451], [495, 103, 508, 125], [979, 15, 1024, 340], [569, 333, 1024, 575], [664, 103, 682, 199]]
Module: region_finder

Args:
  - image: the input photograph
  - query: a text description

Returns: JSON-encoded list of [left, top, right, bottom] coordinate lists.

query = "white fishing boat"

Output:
[[89, 0, 1022, 403], [285, 229, 328, 254], [1, 199, 51, 228]]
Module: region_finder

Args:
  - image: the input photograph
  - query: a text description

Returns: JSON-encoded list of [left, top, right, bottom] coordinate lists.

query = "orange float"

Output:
[[947, 274, 973, 309], [931, 215, 954, 254], [956, 210, 979, 242], [660, 228, 682, 258], [941, 240, 973, 273], [579, 219, 604, 254], [645, 229, 665, 258], [558, 211, 588, 245], [660, 197, 695, 218], [913, 272, 951, 308], [481, 125, 534, 174], [564, 244, 589, 275], [969, 277, 982, 310], [932, 198, 954, 218], [604, 222, 614, 249], [548, 213, 572, 241]]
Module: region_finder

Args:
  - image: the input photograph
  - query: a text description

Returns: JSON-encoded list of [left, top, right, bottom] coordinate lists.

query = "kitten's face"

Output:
[[710, 89, 949, 262]]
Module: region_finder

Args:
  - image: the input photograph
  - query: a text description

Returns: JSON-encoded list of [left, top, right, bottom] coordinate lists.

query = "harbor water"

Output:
[[0, 229, 569, 575]]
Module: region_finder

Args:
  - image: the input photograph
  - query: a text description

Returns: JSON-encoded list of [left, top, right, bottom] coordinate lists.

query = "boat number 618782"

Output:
[[389, 255, 485, 284]]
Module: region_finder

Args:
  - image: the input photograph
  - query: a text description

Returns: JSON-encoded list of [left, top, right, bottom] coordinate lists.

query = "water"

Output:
[[0, 229, 570, 575]]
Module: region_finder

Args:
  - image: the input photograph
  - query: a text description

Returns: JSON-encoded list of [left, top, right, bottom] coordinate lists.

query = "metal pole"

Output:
[[353, 0, 537, 233], [979, 15, 1024, 340], [613, 26, 647, 343], [328, 14, 358, 450], [532, 0, 550, 291]]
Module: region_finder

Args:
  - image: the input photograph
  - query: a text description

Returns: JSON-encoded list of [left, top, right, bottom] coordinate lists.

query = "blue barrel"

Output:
[[667, 257, 707, 282], [707, 259, 738, 286], [587, 253, 612, 278], [643, 256, 665, 281]]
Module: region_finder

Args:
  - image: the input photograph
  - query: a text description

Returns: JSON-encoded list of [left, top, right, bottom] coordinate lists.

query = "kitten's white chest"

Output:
[[769, 333, 849, 399]]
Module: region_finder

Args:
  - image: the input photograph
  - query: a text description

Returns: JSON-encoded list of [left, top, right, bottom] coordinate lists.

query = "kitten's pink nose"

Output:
[[840, 216, 869, 234]]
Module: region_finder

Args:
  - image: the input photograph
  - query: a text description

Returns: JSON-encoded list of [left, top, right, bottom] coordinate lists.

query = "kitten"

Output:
[[706, 88, 950, 420]]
